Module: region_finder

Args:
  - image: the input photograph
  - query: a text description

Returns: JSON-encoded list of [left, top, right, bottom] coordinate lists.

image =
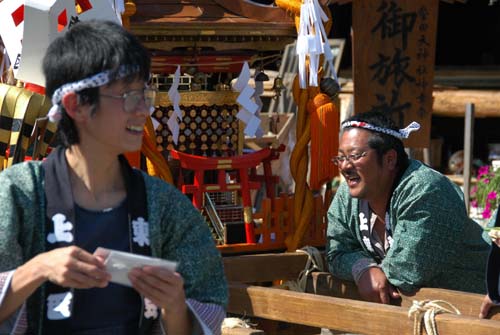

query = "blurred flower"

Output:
[[471, 165, 500, 219], [483, 208, 492, 219], [478, 166, 490, 178], [488, 191, 498, 200]]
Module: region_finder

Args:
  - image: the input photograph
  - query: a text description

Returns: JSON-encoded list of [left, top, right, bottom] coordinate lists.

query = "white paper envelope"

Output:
[[95, 247, 177, 287]]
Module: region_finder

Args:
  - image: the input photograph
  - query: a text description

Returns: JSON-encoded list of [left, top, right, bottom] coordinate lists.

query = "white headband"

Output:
[[47, 65, 138, 123], [341, 120, 421, 139]]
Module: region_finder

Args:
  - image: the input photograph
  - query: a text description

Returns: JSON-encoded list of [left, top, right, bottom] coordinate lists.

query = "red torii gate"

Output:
[[170, 146, 283, 244]]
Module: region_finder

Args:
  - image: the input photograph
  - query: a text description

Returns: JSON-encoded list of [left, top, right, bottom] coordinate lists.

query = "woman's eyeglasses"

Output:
[[100, 87, 157, 113]]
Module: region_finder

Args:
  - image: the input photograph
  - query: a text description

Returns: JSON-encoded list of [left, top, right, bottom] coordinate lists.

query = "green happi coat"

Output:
[[326, 159, 491, 294]]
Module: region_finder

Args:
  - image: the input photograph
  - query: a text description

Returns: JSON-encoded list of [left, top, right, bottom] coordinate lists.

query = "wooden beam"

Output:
[[310, 272, 500, 320], [329, 0, 467, 3], [228, 284, 500, 335], [224, 252, 309, 283], [213, 0, 294, 23], [224, 252, 500, 320], [141, 40, 294, 52], [222, 328, 264, 335], [433, 89, 500, 118]]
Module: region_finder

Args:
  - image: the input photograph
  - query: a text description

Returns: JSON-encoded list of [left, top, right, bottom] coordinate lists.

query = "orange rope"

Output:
[[309, 93, 339, 191], [142, 117, 174, 184], [123, 118, 173, 184], [275, 0, 302, 16]]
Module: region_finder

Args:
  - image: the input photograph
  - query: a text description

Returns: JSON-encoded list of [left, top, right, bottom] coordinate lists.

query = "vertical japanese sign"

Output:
[[353, 0, 438, 147]]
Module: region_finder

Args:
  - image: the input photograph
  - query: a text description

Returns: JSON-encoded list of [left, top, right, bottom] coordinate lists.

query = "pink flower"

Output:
[[471, 186, 478, 195], [471, 200, 478, 208], [487, 191, 498, 200], [482, 208, 492, 219], [484, 178, 490, 184], [478, 165, 490, 178]]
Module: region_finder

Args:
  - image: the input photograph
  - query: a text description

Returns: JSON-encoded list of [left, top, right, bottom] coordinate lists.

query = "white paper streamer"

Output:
[[252, 71, 265, 138], [0, 46, 10, 83], [295, 0, 337, 89], [107, 0, 125, 24], [167, 66, 181, 144], [234, 62, 262, 137], [233, 62, 251, 92], [151, 116, 160, 130]]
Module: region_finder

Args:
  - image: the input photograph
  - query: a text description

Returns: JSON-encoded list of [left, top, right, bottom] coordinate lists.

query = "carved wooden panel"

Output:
[[352, 0, 438, 147], [153, 91, 243, 156]]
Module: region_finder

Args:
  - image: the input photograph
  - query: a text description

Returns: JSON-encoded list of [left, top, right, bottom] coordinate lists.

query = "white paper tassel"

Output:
[[167, 66, 181, 144]]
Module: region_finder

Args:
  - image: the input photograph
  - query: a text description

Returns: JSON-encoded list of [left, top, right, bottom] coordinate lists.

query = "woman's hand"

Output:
[[34, 246, 110, 289], [129, 266, 191, 334]]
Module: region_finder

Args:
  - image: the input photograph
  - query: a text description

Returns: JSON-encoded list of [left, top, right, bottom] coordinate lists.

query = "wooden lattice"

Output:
[[153, 91, 243, 157]]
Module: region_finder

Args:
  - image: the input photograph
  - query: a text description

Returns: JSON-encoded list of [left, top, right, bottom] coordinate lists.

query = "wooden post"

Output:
[[463, 103, 475, 214], [121, 1, 137, 30]]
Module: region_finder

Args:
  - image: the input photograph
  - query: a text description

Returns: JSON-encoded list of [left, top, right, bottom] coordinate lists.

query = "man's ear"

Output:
[[385, 149, 398, 170], [61, 92, 84, 121]]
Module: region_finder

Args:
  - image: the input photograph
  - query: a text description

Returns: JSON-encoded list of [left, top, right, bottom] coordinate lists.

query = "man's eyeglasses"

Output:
[[331, 152, 368, 166], [100, 87, 157, 113]]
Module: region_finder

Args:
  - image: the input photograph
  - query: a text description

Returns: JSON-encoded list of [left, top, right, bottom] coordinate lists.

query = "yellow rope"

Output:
[[408, 300, 461, 335]]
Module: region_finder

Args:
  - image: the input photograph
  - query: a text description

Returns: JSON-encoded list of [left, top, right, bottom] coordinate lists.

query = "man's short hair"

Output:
[[342, 111, 409, 170], [43, 20, 151, 147]]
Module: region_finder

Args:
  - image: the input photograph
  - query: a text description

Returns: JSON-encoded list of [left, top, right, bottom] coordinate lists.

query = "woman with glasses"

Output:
[[0, 20, 226, 334], [326, 111, 490, 304]]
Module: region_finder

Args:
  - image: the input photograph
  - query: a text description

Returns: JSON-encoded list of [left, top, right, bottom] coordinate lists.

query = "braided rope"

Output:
[[408, 300, 461, 335]]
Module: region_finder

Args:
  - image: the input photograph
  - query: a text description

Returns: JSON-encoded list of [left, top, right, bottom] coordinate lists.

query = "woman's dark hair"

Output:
[[43, 20, 151, 147], [342, 111, 409, 170]]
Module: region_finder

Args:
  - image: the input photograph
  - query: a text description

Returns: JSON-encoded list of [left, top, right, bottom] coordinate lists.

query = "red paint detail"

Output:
[[11, 5, 24, 27], [58, 9, 68, 32], [76, 0, 93, 12]]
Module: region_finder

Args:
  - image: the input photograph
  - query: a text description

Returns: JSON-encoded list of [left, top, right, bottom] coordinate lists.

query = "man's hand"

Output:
[[357, 267, 400, 304], [479, 294, 496, 319]]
